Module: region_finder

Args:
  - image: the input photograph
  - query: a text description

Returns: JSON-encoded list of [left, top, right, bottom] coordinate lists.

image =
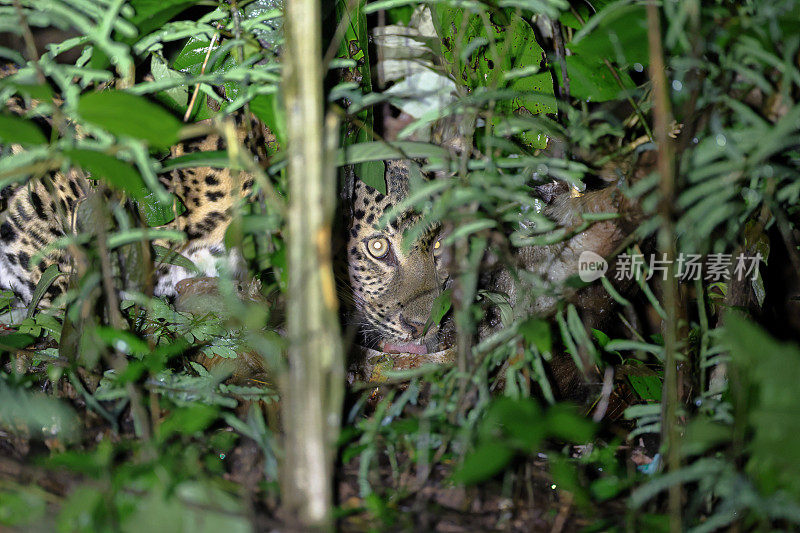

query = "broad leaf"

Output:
[[424, 289, 452, 335], [64, 149, 147, 198], [0, 115, 46, 146], [555, 55, 636, 102], [78, 91, 182, 149], [138, 190, 186, 226], [569, 2, 649, 68], [128, 0, 201, 36], [452, 442, 514, 485], [520, 318, 552, 354], [26, 264, 63, 318]]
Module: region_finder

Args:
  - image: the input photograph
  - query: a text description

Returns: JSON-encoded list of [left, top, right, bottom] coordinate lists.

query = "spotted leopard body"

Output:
[[151, 132, 254, 297], [344, 157, 643, 353], [0, 165, 85, 304], [0, 107, 253, 309]]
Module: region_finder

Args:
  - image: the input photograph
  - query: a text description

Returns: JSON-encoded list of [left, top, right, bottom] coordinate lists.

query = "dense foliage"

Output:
[[0, 0, 798, 531]]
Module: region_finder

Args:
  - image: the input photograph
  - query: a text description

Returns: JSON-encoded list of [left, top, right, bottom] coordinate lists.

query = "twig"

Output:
[[550, 490, 573, 533], [12, 0, 69, 136], [183, 28, 221, 122], [567, 5, 652, 143], [592, 366, 615, 422], [13, 0, 45, 85], [550, 18, 570, 101], [603, 58, 654, 142], [646, 3, 682, 533], [93, 189, 152, 442]]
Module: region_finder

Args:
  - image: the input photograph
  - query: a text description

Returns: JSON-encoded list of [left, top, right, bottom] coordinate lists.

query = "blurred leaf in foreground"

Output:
[[725, 314, 800, 500], [0, 381, 80, 443]]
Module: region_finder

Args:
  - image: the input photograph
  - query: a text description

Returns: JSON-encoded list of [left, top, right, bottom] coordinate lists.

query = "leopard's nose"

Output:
[[399, 315, 426, 338]]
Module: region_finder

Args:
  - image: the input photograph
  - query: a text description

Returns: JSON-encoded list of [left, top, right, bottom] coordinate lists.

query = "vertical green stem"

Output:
[[281, 0, 344, 528], [647, 3, 682, 532]]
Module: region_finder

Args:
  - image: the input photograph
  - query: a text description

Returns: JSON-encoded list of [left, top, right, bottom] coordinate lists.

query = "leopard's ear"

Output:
[[351, 176, 381, 219], [351, 176, 370, 208], [384, 160, 410, 199]]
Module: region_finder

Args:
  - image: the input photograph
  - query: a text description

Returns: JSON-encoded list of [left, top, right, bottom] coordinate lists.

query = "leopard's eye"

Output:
[[367, 236, 390, 259], [433, 238, 445, 256]]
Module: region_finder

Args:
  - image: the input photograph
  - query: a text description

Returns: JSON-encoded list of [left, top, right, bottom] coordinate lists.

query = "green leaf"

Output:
[[559, 1, 596, 29], [486, 397, 544, 448], [550, 455, 590, 509], [0, 488, 47, 527], [424, 288, 452, 334], [128, 0, 201, 36], [6, 83, 53, 101], [356, 160, 386, 195], [107, 228, 186, 248], [338, 141, 450, 166], [138, 190, 186, 226], [432, 6, 554, 148], [152, 245, 198, 271], [157, 404, 219, 441], [590, 475, 625, 500], [341, 142, 448, 196], [121, 482, 250, 533], [555, 55, 636, 102], [0, 114, 47, 145], [452, 442, 514, 485], [63, 149, 147, 198], [627, 370, 662, 402], [26, 264, 63, 318], [592, 328, 611, 348], [250, 93, 286, 148], [172, 38, 217, 74], [682, 419, 731, 457], [478, 291, 513, 328], [568, 2, 649, 68], [78, 91, 182, 149], [0, 381, 80, 442], [35, 314, 62, 342], [96, 327, 150, 358], [604, 339, 664, 356], [0, 333, 35, 354], [151, 54, 189, 111], [725, 314, 800, 499], [338, 0, 383, 189], [520, 318, 552, 354], [385, 4, 413, 24], [57, 486, 108, 532], [160, 150, 230, 172], [170, 37, 236, 119], [546, 403, 596, 442]]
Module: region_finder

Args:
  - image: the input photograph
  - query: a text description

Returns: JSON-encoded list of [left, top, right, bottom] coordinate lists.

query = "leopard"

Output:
[[1, 75, 638, 376], [0, 118, 252, 312], [344, 156, 643, 360], [345, 160, 450, 355]]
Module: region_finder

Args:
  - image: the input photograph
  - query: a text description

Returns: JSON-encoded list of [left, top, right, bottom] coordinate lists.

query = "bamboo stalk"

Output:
[[646, 3, 683, 533], [280, 0, 344, 528]]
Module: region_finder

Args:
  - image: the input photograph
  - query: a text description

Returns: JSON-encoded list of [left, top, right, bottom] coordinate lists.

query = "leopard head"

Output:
[[346, 161, 449, 354]]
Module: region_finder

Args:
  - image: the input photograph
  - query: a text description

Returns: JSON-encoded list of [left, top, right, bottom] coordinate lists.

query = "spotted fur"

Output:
[[346, 160, 449, 351], [151, 132, 253, 297], [0, 121, 252, 308], [0, 166, 85, 304], [345, 159, 643, 352]]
